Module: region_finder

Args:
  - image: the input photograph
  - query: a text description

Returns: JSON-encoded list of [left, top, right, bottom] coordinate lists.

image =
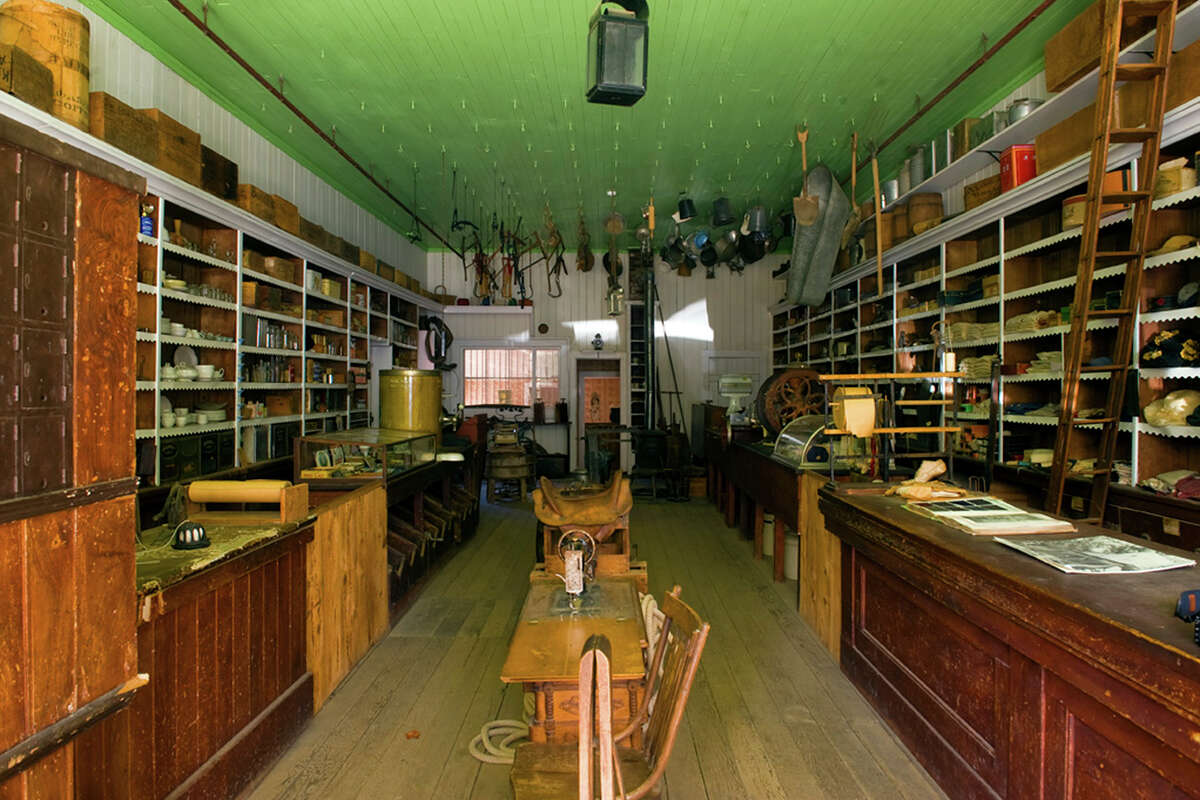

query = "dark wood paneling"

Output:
[[824, 490, 1200, 800], [75, 496, 137, 700], [845, 549, 1013, 798], [1044, 673, 1200, 799], [0, 520, 26, 751], [26, 509, 75, 729], [78, 528, 312, 800], [73, 171, 137, 485]]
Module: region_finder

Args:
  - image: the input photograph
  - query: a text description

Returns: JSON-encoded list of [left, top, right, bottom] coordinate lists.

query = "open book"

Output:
[[904, 497, 1076, 535], [997, 535, 1196, 575]]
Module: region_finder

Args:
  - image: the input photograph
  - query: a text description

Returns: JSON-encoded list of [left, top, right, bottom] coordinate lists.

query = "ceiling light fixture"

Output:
[[586, 1, 649, 106]]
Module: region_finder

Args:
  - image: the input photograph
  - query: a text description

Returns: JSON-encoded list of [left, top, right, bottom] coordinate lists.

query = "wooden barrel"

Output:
[[380, 369, 442, 442], [889, 204, 909, 244], [907, 193, 944, 235], [486, 450, 534, 479], [0, 0, 89, 130]]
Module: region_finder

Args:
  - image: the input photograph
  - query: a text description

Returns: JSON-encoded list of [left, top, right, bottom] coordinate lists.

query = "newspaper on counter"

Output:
[[996, 535, 1197, 574]]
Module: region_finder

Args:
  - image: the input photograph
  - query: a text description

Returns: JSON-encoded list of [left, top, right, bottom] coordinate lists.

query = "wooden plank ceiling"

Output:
[[82, 0, 1093, 247]]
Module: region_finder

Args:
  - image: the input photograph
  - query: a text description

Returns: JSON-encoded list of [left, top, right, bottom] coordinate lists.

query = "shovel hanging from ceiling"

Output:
[[793, 127, 820, 227]]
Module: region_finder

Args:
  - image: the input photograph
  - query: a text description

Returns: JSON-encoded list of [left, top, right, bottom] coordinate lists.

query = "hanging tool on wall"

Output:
[[450, 168, 477, 235], [871, 150, 885, 290], [536, 231, 567, 299]]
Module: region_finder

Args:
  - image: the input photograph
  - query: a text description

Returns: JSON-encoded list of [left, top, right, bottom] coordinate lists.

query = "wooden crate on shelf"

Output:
[[236, 184, 275, 223], [263, 256, 297, 284], [1036, 84, 1147, 175], [964, 174, 1001, 211], [299, 216, 326, 248], [201, 145, 238, 200], [0, 44, 52, 115], [1044, 0, 1154, 92], [376, 261, 395, 281], [139, 108, 203, 186], [90, 92, 156, 164], [272, 194, 300, 235], [338, 238, 359, 265], [359, 250, 376, 272]]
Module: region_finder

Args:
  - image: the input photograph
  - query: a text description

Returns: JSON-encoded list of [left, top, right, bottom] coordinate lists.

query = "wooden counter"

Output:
[[820, 489, 1200, 799], [77, 522, 315, 800], [707, 437, 842, 656]]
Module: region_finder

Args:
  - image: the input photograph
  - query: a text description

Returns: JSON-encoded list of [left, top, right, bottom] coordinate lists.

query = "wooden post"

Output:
[[753, 506, 765, 560], [724, 482, 737, 528]]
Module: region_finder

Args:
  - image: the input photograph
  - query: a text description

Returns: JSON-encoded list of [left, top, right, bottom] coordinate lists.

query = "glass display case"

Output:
[[294, 428, 438, 484], [772, 415, 830, 467]]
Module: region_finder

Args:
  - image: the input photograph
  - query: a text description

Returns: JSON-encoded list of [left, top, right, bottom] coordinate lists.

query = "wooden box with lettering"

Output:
[[139, 108, 202, 186], [88, 91, 156, 163], [964, 174, 1001, 211]]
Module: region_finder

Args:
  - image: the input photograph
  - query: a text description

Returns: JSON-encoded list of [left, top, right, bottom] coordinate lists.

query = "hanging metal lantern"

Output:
[[606, 284, 626, 316], [586, 1, 650, 106]]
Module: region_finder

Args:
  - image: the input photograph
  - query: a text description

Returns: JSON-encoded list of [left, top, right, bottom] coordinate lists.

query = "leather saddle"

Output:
[[532, 472, 633, 534]]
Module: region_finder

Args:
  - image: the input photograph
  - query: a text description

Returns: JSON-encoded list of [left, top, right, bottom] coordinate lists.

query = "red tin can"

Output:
[[1000, 144, 1037, 192]]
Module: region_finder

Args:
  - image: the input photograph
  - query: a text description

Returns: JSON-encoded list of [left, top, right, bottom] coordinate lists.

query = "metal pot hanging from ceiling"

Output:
[[679, 253, 696, 277], [712, 197, 735, 227], [677, 196, 697, 223], [714, 229, 739, 263]]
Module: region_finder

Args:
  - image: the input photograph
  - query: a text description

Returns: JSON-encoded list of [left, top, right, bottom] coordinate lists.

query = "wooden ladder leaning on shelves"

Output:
[[1047, 0, 1179, 519]]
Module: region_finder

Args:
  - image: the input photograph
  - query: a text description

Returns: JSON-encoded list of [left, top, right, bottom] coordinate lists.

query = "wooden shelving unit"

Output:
[[771, 5, 1200, 496], [124, 178, 440, 486]]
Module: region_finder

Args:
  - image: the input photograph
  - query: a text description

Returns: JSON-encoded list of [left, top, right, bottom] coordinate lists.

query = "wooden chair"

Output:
[[511, 586, 710, 800], [512, 635, 617, 800]]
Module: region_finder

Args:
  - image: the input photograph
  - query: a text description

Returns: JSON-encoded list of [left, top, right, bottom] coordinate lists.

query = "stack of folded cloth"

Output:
[[1005, 402, 1060, 417], [1005, 310, 1061, 333], [944, 320, 1001, 344], [960, 354, 999, 378], [1027, 351, 1064, 373]]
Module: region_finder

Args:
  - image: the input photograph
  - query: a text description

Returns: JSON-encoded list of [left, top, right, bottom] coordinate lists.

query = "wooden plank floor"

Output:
[[247, 496, 945, 799]]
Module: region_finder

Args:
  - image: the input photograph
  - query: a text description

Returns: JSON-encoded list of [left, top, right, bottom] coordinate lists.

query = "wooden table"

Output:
[[820, 488, 1200, 799], [501, 575, 647, 743]]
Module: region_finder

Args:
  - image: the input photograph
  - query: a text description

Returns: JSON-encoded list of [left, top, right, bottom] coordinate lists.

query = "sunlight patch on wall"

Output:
[[562, 319, 621, 350], [656, 299, 714, 343]]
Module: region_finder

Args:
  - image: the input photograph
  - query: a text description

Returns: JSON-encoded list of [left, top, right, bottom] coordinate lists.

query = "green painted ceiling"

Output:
[[83, 0, 1094, 250]]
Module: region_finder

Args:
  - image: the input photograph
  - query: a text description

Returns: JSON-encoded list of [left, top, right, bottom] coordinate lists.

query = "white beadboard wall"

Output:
[[429, 249, 781, 447], [57, 0, 425, 276]]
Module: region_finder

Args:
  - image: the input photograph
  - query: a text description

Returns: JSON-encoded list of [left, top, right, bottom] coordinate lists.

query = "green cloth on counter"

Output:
[[136, 521, 303, 595]]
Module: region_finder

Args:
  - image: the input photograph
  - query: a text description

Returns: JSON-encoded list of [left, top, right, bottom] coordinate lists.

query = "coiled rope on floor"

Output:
[[467, 693, 534, 764]]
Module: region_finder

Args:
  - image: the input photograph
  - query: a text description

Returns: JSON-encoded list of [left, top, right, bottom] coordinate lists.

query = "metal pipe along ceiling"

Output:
[[165, 0, 462, 256]]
